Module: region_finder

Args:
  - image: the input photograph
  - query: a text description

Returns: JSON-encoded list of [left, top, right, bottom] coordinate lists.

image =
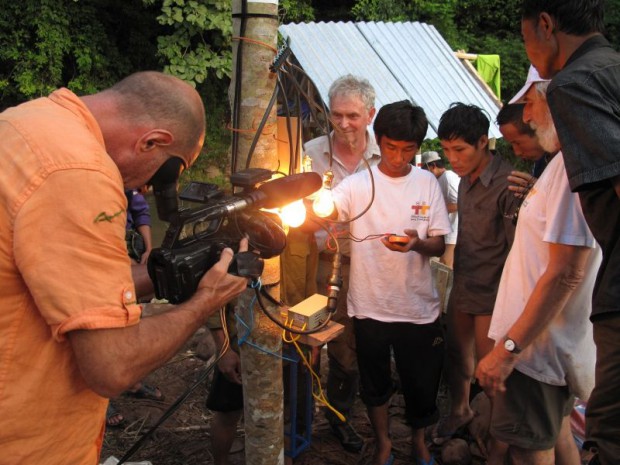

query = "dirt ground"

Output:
[[101, 328, 591, 465], [100, 326, 490, 465]]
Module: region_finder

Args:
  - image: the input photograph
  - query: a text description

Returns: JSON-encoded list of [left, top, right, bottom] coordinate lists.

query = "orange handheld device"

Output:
[[387, 234, 409, 245]]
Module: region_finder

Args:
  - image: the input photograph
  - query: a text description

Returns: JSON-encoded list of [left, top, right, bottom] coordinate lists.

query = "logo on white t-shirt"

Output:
[[410, 202, 431, 222]]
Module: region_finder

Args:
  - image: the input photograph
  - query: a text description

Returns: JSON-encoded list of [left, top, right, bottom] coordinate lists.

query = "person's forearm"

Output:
[[411, 236, 445, 257], [446, 203, 458, 214], [69, 296, 219, 397], [504, 246, 590, 350], [136, 224, 152, 251], [210, 326, 227, 351], [68, 252, 247, 398]]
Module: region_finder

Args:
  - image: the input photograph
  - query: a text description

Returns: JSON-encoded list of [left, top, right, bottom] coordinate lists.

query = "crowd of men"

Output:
[[0, 1, 618, 465]]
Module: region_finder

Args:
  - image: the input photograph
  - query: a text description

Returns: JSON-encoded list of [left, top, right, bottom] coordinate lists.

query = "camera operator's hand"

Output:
[[193, 238, 250, 319], [67, 238, 251, 399]]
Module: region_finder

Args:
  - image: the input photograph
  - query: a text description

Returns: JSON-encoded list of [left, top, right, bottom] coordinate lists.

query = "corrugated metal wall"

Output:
[[279, 21, 503, 139]]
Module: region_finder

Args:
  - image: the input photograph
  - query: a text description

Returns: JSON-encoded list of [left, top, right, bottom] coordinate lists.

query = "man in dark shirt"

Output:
[[521, 2, 620, 464], [434, 103, 515, 464]]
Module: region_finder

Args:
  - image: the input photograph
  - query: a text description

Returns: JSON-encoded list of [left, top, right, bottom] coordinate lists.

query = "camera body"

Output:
[[148, 169, 287, 304]]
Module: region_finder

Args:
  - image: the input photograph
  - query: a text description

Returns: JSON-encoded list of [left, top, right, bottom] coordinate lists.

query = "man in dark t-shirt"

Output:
[[521, 2, 620, 464]]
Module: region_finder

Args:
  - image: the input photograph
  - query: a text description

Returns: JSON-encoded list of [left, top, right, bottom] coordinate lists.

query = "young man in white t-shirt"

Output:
[[332, 100, 451, 465]]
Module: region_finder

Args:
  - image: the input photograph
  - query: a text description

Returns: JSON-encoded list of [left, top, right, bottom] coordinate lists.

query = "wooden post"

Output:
[[230, 1, 284, 464]]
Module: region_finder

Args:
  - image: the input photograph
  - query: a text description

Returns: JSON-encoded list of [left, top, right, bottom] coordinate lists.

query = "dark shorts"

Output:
[[206, 360, 243, 413], [353, 317, 444, 429], [491, 369, 574, 450]]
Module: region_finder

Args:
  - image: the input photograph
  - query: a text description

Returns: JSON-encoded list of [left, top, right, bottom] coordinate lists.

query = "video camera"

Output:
[[147, 168, 321, 304]]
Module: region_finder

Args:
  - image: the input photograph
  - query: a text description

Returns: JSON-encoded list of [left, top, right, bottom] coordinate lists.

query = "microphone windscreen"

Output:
[[257, 172, 322, 209]]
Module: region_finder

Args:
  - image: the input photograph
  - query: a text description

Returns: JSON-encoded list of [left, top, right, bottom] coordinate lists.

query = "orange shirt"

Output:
[[0, 89, 142, 464]]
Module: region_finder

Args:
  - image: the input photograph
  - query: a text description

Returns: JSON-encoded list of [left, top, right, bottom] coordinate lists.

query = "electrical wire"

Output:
[[117, 307, 231, 464], [282, 327, 346, 423]]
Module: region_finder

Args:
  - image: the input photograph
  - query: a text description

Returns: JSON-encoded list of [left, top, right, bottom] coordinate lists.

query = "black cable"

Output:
[[117, 308, 233, 464], [117, 349, 225, 464], [231, 0, 248, 174], [244, 85, 278, 170], [276, 74, 295, 175]]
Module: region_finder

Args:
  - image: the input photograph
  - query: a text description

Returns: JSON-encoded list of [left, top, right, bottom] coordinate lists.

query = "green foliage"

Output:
[[183, 78, 233, 184], [280, 0, 315, 23], [351, 0, 411, 22], [604, 0, 620, 49], [350, 0, 530, 104], [0, 0, 160, 108], [144, 0, 233, 82]]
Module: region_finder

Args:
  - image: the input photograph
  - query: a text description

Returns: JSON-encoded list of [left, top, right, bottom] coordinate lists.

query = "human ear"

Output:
[[539, 12, 556, 38], [367, 106, 376, 123], [136, 129, 174, 153]]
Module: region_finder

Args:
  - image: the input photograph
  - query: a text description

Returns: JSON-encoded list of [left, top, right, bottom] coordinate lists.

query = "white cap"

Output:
[[509, 65, 550, 104], [421, 151, 441, 164]]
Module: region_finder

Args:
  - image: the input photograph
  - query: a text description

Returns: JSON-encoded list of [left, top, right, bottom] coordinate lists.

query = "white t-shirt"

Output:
[[437, 169, 460, 244], [488, 154, 600, 400], [333, 165, 451, 324]]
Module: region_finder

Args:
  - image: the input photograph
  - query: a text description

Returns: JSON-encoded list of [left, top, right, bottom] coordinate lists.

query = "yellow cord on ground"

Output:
[[282, 320, 346, 423]]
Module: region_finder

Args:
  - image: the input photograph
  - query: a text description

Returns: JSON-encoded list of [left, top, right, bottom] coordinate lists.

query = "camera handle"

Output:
[[229, 251, 264, 280]]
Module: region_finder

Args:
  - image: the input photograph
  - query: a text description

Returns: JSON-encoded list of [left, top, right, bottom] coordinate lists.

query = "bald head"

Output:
[[108, 71, 206, 166]]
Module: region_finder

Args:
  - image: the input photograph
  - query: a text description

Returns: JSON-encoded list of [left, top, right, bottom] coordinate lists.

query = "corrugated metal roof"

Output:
[[279, 21, 502, 139]]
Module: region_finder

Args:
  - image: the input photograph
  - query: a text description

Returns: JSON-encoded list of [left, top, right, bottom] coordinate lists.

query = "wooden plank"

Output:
[[294, 320, 344, 347]]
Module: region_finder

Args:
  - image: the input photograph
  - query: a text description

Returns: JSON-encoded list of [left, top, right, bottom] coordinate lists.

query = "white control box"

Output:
[[287, 293, 329, 330]]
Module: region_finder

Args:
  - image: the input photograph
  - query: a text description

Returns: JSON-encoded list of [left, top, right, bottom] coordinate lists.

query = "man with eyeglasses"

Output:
[[0, 71, 249, 465], [476, 67, 599, 465]]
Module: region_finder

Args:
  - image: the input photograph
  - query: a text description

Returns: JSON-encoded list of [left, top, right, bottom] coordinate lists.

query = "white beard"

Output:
[[531, 111, 561, 154]]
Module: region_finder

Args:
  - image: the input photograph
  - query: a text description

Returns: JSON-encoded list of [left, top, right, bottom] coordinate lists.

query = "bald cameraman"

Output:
[[0, 72, 249, 465]]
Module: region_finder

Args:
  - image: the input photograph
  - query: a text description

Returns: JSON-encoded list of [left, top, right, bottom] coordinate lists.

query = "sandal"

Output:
[[415, 455, 436, 465], [106, 403, 125, 427], [125, 382, 165, 401]]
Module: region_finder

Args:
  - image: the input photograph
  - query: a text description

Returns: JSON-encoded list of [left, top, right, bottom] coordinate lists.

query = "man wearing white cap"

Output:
[[421, 151, 460, 267], [476, 66, 600, 465]]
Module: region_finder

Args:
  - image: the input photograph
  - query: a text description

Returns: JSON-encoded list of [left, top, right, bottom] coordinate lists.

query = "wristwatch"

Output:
[[504, 337, 522, 354]]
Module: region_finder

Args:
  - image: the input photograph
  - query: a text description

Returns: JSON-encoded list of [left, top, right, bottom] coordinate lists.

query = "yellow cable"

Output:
[[280, 317, 346, 422], [290, 339, 346, 423]]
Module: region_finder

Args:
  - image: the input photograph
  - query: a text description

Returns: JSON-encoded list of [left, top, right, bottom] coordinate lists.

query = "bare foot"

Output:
[[106, 403, 124, 427], [433, 410, 475, 443]]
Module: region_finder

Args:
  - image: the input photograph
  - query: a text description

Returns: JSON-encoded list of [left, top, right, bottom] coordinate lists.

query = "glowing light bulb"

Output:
[[279, 199, 306, 228], [313, 171, 335, 218]]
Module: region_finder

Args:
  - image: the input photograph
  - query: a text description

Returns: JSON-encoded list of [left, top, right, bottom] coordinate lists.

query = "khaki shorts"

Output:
[[491, 369, 574, 450]]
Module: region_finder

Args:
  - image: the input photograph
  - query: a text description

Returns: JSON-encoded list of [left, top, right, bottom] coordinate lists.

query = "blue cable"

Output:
[[235, 279, 296, 362]]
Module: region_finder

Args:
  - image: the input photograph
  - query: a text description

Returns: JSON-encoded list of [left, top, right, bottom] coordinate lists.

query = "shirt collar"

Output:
[[565, 34, 611, 67], [478, 154, 504, 187]]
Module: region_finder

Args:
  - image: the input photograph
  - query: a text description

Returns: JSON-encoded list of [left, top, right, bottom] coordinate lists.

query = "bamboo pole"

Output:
[[230, 1, 284, 464]]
